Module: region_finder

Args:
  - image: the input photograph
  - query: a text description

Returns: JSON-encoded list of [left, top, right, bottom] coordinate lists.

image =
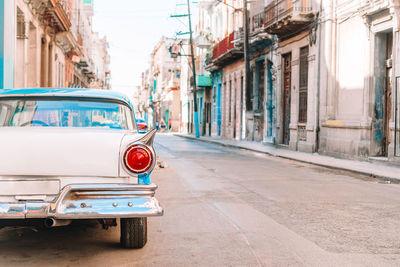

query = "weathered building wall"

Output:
[[3, 0, 110, 90], [222, 60, 244, 140], [276, 31, 318, 153], [319, 0, 399, 160]]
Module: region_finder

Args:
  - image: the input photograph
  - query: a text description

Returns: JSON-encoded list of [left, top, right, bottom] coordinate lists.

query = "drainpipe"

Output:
[[315, 0, 323, 153]]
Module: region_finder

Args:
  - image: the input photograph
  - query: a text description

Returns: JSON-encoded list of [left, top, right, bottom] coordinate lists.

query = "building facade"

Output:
[[135, 0, 400, 163], [0, 0, 110, 90], [319, 0, 400, 160], [202, 0, 245, 139], [143, 37, 182, 132]]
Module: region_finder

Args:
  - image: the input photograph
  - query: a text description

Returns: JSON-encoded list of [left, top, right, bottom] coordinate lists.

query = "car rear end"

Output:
[[0, 89, 163, 248]]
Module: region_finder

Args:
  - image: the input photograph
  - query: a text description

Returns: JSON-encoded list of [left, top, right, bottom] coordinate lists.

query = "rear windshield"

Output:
[[0, 98, 136, 131]]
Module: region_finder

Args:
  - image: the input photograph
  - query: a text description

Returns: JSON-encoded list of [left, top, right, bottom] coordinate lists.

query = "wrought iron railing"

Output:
[[264, 0, 313, 28], [252, 12, 264, 32], [212, 32, 236, 60]]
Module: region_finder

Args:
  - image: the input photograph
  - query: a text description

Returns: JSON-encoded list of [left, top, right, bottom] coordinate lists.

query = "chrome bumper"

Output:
[[0, 184, 163, 219]]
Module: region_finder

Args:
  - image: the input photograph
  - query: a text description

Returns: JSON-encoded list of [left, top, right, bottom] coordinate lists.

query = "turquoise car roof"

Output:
[[0, 88, 134, 109]]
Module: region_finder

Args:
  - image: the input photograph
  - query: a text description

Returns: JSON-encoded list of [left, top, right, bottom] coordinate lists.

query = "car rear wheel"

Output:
[[120, 218, 147, 249]]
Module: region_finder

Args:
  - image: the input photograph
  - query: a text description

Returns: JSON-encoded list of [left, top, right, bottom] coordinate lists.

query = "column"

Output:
[[40, 36, 48, 87], [0, 0, 16, 89]]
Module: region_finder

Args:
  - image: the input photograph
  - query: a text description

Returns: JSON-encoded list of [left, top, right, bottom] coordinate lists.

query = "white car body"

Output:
[[0, 89, 162, 247]]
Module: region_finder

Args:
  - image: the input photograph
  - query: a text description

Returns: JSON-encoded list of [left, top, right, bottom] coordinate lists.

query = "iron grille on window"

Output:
[[299, 46, 309, 123]]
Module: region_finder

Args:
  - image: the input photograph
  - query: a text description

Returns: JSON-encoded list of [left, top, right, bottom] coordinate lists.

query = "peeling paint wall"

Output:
[[319, 0, 399, 160]]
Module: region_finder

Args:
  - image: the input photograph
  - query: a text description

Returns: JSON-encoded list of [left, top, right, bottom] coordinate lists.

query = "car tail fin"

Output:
[[139, 128, 156, 147]]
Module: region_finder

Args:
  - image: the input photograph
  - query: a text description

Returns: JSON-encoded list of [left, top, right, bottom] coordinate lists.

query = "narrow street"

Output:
[[1, 135, 400, 266]]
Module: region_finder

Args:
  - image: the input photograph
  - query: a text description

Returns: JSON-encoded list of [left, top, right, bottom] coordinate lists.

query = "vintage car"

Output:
[[136, 118, 148, 133], [0, 88, 163, 249]]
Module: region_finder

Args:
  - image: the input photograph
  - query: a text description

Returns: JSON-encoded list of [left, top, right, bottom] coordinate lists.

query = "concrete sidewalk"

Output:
[[174, 133, 400, 182]]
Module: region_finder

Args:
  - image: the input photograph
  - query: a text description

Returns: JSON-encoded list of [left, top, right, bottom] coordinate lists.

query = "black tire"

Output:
[[120, 217, 147, 249]]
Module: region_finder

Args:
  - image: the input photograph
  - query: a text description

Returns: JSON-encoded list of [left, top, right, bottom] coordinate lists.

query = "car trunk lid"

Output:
[[0, 128, 127, 177]]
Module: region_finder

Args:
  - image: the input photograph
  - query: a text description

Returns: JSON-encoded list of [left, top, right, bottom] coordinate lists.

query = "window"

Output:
[[246, 69, 254, 111], [212, 85, 217, 123], [0, 98, 135, 131], [257, 61, 265, 111], [241, 76, 244, 113], [199, 97, 203, 122], [299, 46, 309, 123], [17, 8, 26, 39]]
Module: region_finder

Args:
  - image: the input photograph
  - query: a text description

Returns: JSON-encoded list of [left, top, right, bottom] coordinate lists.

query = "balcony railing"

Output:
[[47, 0, 72, 32], [212, 32, 236, 60], [264, 0, 314, 34], [205, 31, 243, 70], [252, 12, 265, 32]]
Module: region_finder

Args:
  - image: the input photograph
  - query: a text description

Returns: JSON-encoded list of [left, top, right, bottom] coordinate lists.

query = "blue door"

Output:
[[266, 62, 273, 138], [217, 83, 222, 136]]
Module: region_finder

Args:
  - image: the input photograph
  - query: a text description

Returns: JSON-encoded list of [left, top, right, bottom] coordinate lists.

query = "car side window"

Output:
[[0, 98, 136, 131]]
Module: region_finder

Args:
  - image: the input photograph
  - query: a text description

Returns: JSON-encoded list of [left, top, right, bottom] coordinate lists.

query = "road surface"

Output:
[[1, 134, 400, 266]]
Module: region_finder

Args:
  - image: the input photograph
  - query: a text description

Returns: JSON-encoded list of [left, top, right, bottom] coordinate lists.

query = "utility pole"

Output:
[[243, 0, 250, 139], [187, 0, 200, 138]]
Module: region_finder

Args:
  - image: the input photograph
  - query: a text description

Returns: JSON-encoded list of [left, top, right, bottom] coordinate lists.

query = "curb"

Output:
[[174, 134, 399, 183]]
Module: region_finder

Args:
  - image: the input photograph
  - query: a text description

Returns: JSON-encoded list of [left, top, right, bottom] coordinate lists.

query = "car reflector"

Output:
[[124, 145, 153, 174]]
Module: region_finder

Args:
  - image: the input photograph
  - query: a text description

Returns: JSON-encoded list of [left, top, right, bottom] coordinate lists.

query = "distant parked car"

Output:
[[0, 88, 163, 249], [136, 118, 148, 133]]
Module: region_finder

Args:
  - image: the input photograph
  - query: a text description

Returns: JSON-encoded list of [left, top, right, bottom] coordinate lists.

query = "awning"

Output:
[[197, 75, 212, 87]]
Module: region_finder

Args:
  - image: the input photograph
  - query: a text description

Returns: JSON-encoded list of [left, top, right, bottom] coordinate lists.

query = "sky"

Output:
[[92, 0, 197, 95]]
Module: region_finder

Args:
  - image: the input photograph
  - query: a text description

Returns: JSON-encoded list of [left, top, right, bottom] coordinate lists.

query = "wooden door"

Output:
[[282, 53, 292, 145], [233, 81, 237, 139], [384, 32, 393, 156]]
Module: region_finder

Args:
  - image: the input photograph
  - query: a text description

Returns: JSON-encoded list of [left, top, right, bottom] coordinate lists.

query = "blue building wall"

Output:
[[0, 0, 15, 89]]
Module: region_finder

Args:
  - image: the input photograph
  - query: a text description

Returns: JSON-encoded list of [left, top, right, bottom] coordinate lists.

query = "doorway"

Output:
[[282, 53, 292, 145], [266, 60, 274, 139], [233, 79, 237, 139], [383, 32, 393, 156], [255, 60, 265, 141], [373, 31, 393, 156], [217, 83, 222, 136]]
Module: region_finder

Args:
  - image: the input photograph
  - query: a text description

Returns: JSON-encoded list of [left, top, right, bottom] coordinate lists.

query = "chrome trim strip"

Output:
[[0, 184, 163, 219], [0, 204, 26, 218]]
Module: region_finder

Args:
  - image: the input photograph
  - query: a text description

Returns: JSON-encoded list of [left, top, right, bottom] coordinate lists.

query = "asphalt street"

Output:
[[1, 134, 400, 266]]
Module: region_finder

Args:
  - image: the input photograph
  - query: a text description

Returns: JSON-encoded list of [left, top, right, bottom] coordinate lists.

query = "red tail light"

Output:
[[124, 145, 153, 174]]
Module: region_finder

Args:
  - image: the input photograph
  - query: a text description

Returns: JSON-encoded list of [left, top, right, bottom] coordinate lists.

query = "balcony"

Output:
[[264, 0, 317, 37], [250, 11, 273, 50], [251, 12, 265, 33], [44, 0, 72, 33], [206, 31, 243, 71], [167, 77, 180, 91]]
